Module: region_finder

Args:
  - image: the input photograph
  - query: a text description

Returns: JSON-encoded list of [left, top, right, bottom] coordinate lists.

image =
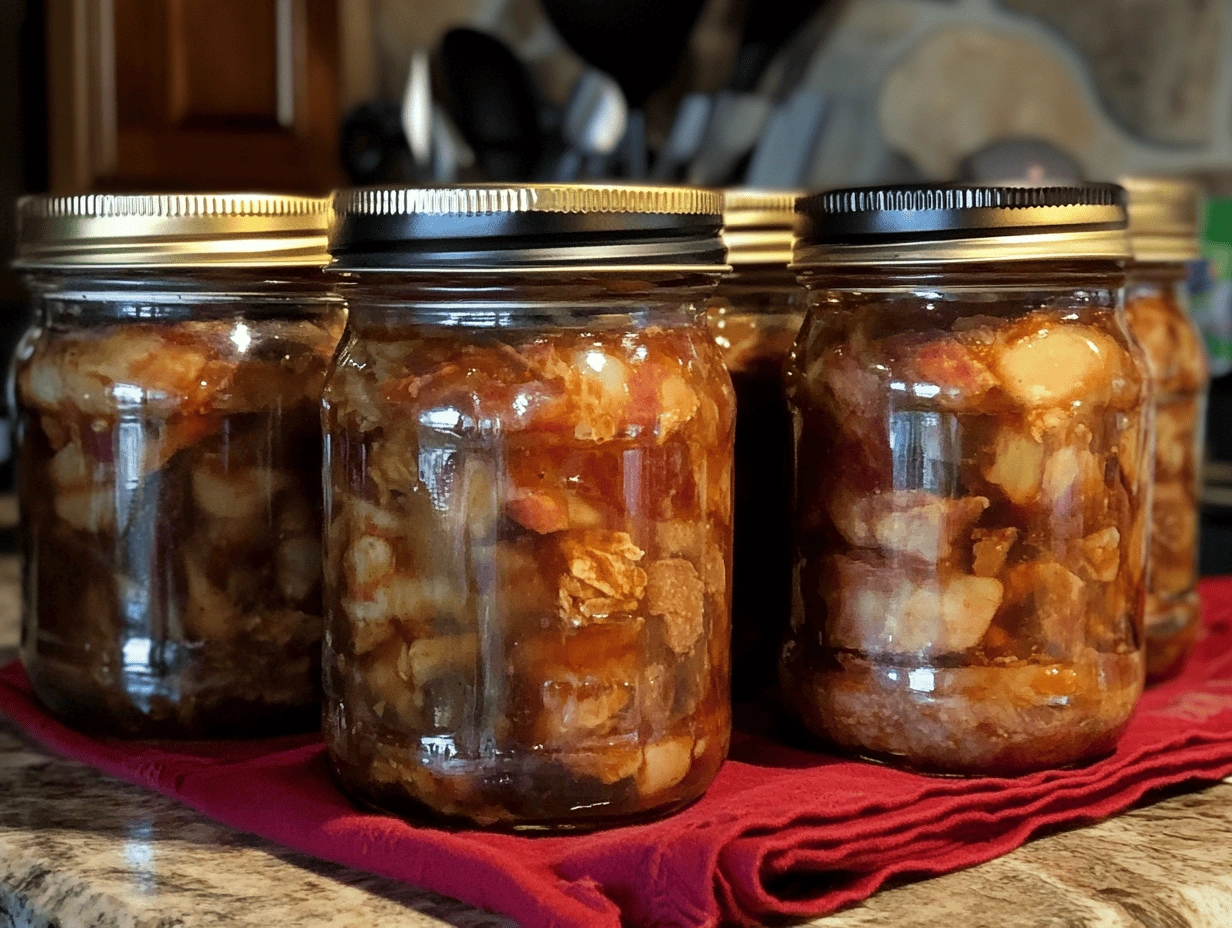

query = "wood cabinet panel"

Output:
[[48, 0, 341, 194], [170, 0, 281, 126]]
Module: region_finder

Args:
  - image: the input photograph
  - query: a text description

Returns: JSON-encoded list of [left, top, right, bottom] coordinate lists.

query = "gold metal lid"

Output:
[[794, 183, 1130, 267], [721, 188, 802, 266], [1121, 176, 1202, 264], [329, 183, 727, 272], [14, 193, 332, 270]]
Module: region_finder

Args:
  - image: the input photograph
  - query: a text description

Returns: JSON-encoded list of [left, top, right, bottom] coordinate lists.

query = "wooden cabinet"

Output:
[[47, 0, 341, 194]]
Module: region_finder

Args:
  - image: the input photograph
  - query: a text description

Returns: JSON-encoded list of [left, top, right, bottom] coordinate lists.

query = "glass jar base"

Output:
[[25, 658, 321, 740], [782, 649, 1143, 776], [328, 752, 712, 833]]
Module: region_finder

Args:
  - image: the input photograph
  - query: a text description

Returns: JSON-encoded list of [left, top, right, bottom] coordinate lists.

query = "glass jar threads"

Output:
[[783, 183, 1150, 775], [1122, 177, 1209, 680], [14, 193, 343, 738], [322, 185, 735, 830], [706, 190, 806, 701]]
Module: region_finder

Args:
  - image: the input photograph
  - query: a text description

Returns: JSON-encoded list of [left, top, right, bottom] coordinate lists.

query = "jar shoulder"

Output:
[[17, 312, 344, 419], [788, 302, 1148, 419], [325, 323, 735, 445]]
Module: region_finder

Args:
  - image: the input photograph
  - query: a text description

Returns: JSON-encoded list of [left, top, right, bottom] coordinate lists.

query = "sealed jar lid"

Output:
[[1121, 176, 1201, 264], [794, 182, 1130, 267], [721, 189, 802, 266], [13, 193, 331, 270], [329, 184, 727, 272]]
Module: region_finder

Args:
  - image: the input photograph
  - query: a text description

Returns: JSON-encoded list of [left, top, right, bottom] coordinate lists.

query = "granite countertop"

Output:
[[3, 554, 1232, 927]]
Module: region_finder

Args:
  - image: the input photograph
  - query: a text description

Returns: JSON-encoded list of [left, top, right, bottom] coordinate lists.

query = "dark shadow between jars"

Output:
[[728, 698, 850, 771]]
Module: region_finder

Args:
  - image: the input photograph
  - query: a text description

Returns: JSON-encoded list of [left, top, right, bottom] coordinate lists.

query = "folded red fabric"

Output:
[[4, 582, 1232, 928]]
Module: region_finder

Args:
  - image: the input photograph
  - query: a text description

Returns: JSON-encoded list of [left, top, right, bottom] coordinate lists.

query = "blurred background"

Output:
[[5, 0, 1232, 567]]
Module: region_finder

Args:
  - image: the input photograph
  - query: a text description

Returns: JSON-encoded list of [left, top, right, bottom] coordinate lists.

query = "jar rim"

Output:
[[794, 183, 1130, 266], [1122, 176, 1202, 263], [721, 188, 802, 266], [328, 183, 728, 271], [13, 193, 331, 269], [793, 229, 1131, 268]]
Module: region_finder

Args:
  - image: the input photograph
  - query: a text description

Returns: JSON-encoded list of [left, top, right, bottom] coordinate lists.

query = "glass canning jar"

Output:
[[322, 185, 735, 831], [706, 190, 807, 701], [14, 194, 343, 738], [783, 183, 1150, 775], [1121, 178, 1209, 680]]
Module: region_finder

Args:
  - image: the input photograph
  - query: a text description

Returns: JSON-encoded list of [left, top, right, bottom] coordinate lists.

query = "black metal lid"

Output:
[[329, 184, 728, 272], [794, 183, 1131, 266]]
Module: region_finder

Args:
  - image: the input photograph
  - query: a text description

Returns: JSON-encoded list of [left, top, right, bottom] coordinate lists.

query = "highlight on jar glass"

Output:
[[1121, 177, 1209, 681], [322, 184, 735, 830], [707, 189, 807, 702], [782, 183, 1151, 775], [13, 193, 344, 738]]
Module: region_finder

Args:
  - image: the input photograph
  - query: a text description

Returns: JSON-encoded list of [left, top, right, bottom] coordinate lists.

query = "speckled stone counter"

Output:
[[2, 548, 1232, 927]]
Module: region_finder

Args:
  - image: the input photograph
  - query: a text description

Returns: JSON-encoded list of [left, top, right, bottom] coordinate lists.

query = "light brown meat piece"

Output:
[[518, 623, 641, 750], [902, 337, 998, 409], [1151, 481, 1198, 595], [825, 555, 1003, 656], [507, 490, 570, 534], [1000, 559, 1087, 659], [971, 527, 1019, 578], [557, 531, 648, 625], [1080, 527, 1121, 583], [829, 489, 989, 563], [992, 320, 1135, 411], [983, 427, 1045, 505], [646, 558, 705, 654], [635, 734, 694, 798], [655, 520, 706, 559]]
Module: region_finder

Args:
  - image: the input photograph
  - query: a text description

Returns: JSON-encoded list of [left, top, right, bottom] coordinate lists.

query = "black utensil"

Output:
[[439, 28, 543, 181], [687, 0, 822, 186], [339, 101, 414, 185], [541, 0, 707, 178], [728, 0, 821, 93], [553, 68, 628, 181]]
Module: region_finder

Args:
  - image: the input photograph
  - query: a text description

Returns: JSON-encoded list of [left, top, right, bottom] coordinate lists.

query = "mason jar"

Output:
[[783, 183, 1150, 775], [14, 194, 343, 738], [322, 184, 735, 830], [706, 190, 806, 701], [1122, 178, 1209, 680]]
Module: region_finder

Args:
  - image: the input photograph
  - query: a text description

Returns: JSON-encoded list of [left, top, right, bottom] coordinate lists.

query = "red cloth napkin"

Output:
[[4, 583, 1232, 928]]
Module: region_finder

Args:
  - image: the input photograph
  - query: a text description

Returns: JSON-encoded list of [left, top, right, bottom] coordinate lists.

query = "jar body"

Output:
[[16, 271, 343, 737], [706, 268, 806, 700], [1125, 263, 1209, 679], [322, 278, 735, 830], [782, 266, 1149, 774]]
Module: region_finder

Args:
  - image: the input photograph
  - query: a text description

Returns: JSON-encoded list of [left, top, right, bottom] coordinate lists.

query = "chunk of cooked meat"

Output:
[[646, 558, 705, 654], [825, 555, 1003, 656], [992, 321, 1131, 410], [971, 527, 1019, 578], [557, 531, 648, 625], [829, 489, 988, 563], [983, 427, 1045, 506]]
